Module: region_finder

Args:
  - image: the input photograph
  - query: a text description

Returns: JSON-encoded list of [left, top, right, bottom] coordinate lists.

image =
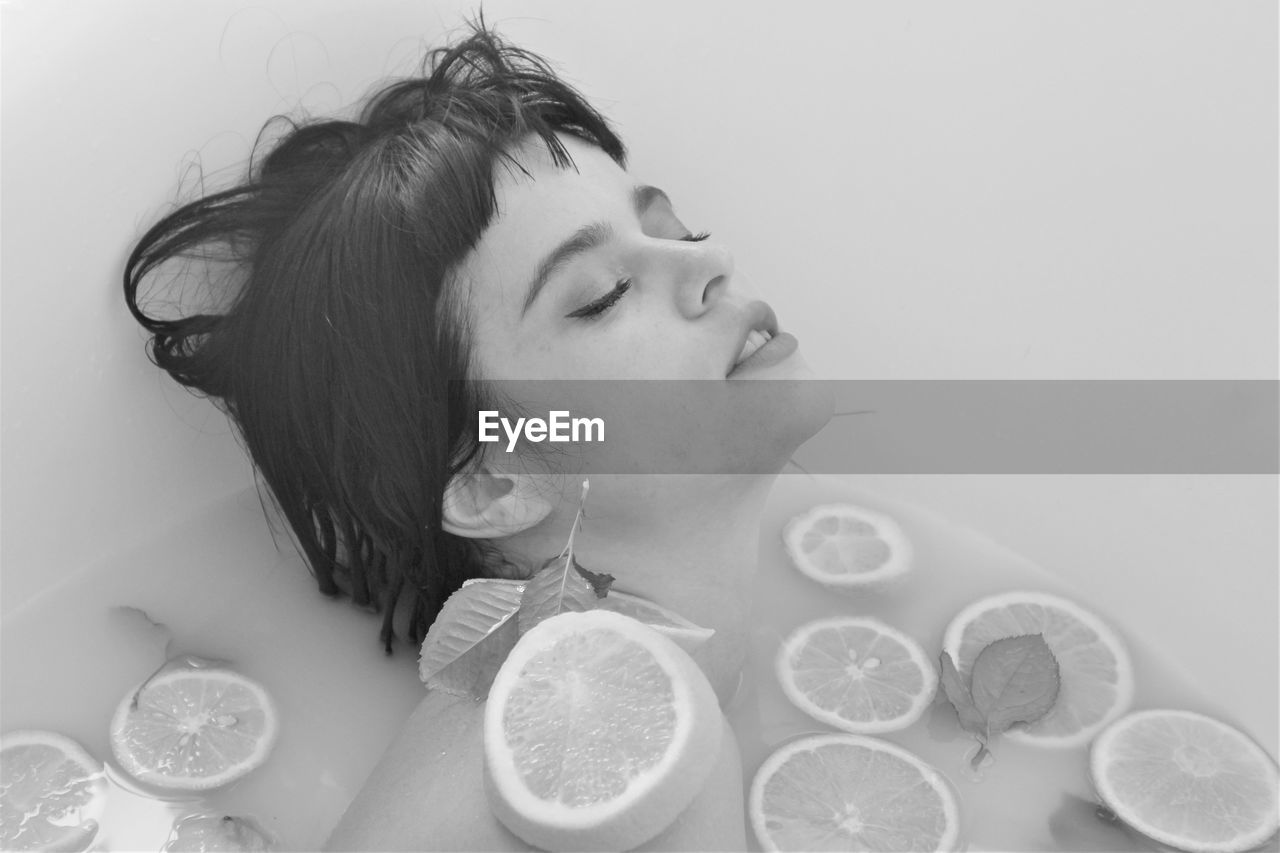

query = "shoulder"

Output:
[[325, 691, 531, 852], [326, 691, 747, 852], [762, 474, 893, 534]]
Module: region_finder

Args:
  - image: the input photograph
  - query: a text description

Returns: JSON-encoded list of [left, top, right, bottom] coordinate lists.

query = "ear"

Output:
[[441, 467, 555, 538]]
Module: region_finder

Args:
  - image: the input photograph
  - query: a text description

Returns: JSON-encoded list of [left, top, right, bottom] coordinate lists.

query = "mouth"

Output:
[[728, 302, 786, 375], [735, 328, 774, 365]]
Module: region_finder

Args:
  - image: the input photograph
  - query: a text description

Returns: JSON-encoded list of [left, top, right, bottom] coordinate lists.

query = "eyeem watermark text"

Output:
[[478, 410, 605, 452]]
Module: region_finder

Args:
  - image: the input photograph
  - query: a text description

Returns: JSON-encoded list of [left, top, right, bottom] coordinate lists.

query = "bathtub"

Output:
[[3, 1, 1275, 849], [3, 472, 1275, 849]]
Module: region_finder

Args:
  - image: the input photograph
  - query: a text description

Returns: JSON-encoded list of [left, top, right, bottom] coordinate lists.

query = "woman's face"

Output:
[[453, 133, 831, 475]]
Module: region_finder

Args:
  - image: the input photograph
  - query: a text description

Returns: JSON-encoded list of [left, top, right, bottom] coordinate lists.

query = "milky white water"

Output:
[[2, 477, 1276, 851]]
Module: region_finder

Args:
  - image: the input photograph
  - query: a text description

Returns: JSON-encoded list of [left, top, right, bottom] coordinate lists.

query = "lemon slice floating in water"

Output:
[[776, 616, 937, 734], [783, 503, 913, 589], [0, 730, 106, 852], [1090, 709, 1280, 853], [163, 813, 275, 852], [484, 609, 722, 852], [109, 667, 279, 791], [750, 733, 961, 852], [943, 590, 1134, 748]]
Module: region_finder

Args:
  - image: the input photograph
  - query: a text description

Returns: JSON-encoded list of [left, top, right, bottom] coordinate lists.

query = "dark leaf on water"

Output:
[[969, 634, 1061, 737], [938, 651, 987, 737]]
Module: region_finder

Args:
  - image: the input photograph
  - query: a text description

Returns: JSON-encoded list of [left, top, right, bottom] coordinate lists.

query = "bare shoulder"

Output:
[[325, 690, 746, 852], [324, 690, 526, 851]]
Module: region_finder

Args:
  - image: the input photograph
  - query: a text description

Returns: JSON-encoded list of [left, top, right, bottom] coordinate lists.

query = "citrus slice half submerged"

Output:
[[484, 609, 722, 852], [0, 730, 106, 852], [783, 503, 913, 589], [776, 616, 937, 734], [943, 590, 1133, 747], [750, 733, 961, 852], [109, 667, 279, 791], [1091, 709, 1280, 853], [163, 813, 275, 852]]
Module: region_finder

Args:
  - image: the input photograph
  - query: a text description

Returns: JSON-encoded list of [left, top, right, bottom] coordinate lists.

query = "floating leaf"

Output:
[[517, 554, 609, 636], [418, 578, 525, 699], [970, 633, 1060, 737], [937, 635, 1061, 770], [939, 651, 987, 736]]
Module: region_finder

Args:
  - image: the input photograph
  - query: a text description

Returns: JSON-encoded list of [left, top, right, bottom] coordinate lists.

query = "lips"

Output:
[[734, 328, 774, 366], [727, 301, 781, 374]]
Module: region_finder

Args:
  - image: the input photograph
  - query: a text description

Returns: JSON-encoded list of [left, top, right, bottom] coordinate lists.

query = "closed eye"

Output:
[[566, 278, 632, 320], [682, 231, 711, 242]]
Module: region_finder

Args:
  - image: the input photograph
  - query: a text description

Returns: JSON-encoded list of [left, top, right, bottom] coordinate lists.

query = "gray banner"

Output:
[[460, 380, 1278, 474]]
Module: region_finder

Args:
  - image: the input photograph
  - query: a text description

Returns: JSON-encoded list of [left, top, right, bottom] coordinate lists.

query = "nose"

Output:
[[663, 240, 735, 319]]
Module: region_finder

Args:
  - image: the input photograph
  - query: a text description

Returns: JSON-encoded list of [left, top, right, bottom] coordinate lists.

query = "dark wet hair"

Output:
[[123, 23, 626, 652]]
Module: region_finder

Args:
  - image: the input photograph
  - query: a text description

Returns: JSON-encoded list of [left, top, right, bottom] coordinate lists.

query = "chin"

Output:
[[714, 366, 834, 477], [769, 379, 835, 471], [745, 350, 834, 452]]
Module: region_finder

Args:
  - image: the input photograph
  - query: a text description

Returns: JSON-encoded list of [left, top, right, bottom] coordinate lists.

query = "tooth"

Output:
[[737, 330, 768, 365]]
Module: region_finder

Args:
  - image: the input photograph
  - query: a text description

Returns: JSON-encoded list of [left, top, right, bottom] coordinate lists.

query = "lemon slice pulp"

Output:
[[109, 667, 279, 791], [776, 616, 937, 734], [1091, 709, 1280, 853], [750, 733, 961, 852], [783, 503, 913, 588], [0, 730, 106, 852], [484, 610, 722, 852]]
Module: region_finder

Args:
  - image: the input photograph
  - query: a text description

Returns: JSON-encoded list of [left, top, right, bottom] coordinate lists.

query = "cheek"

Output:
[[473, 313, 713, 381], [568, 335, 699, 380]]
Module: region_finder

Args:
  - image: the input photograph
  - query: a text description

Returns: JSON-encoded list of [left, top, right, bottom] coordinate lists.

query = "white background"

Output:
[[2, 2, 1275, 745]]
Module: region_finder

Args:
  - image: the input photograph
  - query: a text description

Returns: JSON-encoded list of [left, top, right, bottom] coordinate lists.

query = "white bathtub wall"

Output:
[[2, 1, 464, 613], [2, 2, 1274, 615]]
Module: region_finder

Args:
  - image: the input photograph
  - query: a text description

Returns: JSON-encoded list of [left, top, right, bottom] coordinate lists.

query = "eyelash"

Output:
[[568, 278, 632, 319], [566, 231, 711, 320]]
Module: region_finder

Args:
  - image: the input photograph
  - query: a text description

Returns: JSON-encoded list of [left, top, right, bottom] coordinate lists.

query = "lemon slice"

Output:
[[943, 590, 1134, 748], [484, 610, 722, 852], [776, 616, 937, 734], [750, 733, 961, 852], [163, 813, 275, 852], [0, 730, 106, 852], [596, 590, 716, 653], [1090, 710, 1280, 853], [109, 667, 279, 791], [782, 503, 913, 589]]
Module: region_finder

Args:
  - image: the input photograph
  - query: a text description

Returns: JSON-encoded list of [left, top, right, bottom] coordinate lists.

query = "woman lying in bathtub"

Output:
[[124, 23, 832, 851]]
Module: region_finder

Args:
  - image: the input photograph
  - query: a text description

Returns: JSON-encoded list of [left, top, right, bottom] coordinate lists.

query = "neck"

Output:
[[503, 475, 776, 705]]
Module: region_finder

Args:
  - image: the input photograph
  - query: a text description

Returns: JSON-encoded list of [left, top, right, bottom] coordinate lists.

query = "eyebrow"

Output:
[[520, 184, 672, 316]]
